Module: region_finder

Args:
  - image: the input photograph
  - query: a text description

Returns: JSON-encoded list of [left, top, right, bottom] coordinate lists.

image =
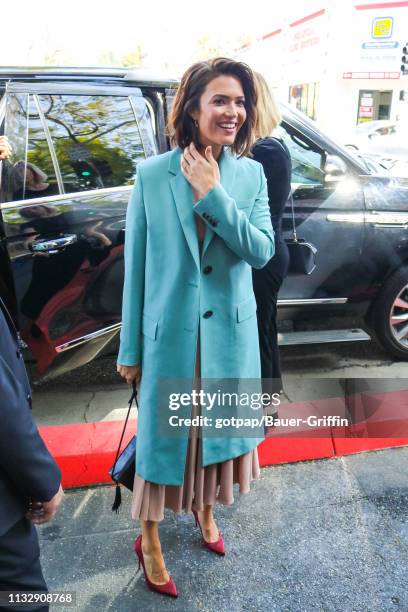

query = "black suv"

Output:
[[1, 68, 408, 380]]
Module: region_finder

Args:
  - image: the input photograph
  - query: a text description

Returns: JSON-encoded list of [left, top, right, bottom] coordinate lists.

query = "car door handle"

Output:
[[30, 234, 77, 254], [326, 213, 365, 224]]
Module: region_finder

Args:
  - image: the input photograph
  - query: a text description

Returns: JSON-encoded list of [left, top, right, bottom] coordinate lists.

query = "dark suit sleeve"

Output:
[[251, 140, 292, 229], [0, 326, 61, 503]]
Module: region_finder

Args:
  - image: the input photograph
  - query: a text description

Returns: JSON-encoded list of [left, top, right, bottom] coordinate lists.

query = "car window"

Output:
[[19, 96, 60, 201], [38, 93, 155, 193], [165, 88, 177, 116], [131, 95, 157, 157], [275, 122, 363, 211], [1, 93, 61, 204], [2, 92, 157, 203], [275, 124, 325, 186]]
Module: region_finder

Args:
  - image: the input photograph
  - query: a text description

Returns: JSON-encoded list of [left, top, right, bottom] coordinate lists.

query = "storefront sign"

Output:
[[345, 3, 408, 74], [343, 71, 401, 78], [372, 16, 393, 39], [285, 9, 329, 83]]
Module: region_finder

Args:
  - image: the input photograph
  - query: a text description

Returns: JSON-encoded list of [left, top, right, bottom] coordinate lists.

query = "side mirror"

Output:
[[324, 155, 348, 182]]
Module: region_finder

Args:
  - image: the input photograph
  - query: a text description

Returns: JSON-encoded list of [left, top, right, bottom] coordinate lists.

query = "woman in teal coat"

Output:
[[117, 57, 274, 597]]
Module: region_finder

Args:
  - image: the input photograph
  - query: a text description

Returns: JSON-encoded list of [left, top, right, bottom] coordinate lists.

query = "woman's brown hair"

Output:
[[167, 57, 258, 158]]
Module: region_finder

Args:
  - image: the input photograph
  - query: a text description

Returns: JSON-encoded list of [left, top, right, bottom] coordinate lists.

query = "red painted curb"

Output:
[[40, 420, 137, 488], [38, 389, 408, 488], [259, 390, 408, 466], [258, 436, 335, 466], [333, 437, 408, 455]]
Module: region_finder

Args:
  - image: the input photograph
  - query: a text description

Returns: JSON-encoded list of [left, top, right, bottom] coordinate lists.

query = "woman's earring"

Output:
[[194, 120, 199, 128]]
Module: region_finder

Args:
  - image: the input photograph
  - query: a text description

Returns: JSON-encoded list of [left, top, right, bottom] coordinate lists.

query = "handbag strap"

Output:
[[269, 137, 298, 241], [111, 381, 138, 481], [288, 190, 297, 241]]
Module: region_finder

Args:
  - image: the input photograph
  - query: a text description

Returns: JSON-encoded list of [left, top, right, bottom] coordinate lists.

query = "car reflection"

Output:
[[12, 161, 59, 201], [17, 202, 121, 373]]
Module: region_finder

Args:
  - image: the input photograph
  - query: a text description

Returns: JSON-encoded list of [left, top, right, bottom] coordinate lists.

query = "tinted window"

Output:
[[165, 88, 177, 117], [18, 96, 60, 201], [38, 94, 155, 193], [276, 123, 363, 211], [135, 96, 157, 157], [1, 93, 60, 204], [275, 124, 325, 186], [1, 93, 28, 203]]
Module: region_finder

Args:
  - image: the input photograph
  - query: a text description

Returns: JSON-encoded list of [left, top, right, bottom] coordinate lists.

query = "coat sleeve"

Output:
[[193, 163, 275, 269], [0, 354, 61, 503], [117, 166, 147, 366]]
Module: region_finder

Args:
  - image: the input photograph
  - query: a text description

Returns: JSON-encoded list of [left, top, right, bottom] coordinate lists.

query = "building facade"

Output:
[[235, 1, 408, 140]]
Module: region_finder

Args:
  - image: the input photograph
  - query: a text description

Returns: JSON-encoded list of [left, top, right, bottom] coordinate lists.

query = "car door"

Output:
[[0, 81, 157, 379], [275, 121, 366, 320]]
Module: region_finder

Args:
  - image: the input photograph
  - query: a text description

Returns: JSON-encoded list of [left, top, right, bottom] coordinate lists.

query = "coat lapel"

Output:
[[169, 148, 200, 272], [168, 146, 237, 266]]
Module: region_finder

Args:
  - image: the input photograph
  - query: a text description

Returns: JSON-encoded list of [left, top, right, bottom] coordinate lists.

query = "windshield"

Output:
[[353, 153, 391, 175]]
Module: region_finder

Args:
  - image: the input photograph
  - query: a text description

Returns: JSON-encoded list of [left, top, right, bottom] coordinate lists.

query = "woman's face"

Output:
[[191, 75, 247, 151]]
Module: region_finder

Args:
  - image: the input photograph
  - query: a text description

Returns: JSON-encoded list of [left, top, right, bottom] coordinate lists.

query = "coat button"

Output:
[[203, 266, 212, 275], [16, 350, 21, 359], [203, 310, 213, 319]]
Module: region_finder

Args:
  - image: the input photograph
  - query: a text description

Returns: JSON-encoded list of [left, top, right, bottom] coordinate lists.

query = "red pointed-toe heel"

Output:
[[192, 509, 225, 556], [133, 535, 178, 598]]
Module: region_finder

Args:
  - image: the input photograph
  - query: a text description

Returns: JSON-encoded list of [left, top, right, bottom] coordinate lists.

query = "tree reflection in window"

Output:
[[38, 94, 154, 193]]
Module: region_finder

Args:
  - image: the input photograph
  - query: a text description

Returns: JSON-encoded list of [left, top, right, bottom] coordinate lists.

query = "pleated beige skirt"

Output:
[[130, 216, 261, 523]]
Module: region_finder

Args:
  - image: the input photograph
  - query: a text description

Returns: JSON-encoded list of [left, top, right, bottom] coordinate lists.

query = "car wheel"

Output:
[[370, 265, 408, 360]]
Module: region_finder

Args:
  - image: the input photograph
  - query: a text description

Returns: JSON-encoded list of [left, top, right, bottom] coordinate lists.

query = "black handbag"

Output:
[[109, 381, 138, 512], [271, 137, 317, 275], [285, 189, 317, 275]]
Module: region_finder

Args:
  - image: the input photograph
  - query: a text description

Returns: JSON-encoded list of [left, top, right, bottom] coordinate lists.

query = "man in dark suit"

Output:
[[0, 295, 64, 611]]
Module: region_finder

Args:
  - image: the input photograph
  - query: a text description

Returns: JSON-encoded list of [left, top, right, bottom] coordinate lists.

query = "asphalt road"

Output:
[[38, 445, 408, 612], [29, 339, 408, 611]]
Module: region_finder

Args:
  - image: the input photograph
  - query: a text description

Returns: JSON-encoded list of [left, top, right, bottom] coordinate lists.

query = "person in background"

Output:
[[251, 72, 292, 399], [0, 297, 64, 612], [0, 139, 64, 612]]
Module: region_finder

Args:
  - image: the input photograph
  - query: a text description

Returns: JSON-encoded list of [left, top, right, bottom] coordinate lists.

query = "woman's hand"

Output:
[[181, 143, 220, 200], [0, 136, 12, 160], [116, 364, 142, 385]]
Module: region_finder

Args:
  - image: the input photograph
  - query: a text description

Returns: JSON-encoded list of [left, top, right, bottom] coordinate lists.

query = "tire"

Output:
[[370, 265, 408, 360]]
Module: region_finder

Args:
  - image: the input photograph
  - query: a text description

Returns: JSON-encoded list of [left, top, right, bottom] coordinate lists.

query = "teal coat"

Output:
[[118, 146, 274, 485]]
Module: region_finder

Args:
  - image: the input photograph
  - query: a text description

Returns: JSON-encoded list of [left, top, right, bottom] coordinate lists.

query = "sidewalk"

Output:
[[38, 445, 408, 612]]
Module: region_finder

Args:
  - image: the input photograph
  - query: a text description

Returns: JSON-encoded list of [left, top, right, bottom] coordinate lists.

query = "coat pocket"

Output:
[[236, 295, 257, 323], [142, 313, 158, 340]]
